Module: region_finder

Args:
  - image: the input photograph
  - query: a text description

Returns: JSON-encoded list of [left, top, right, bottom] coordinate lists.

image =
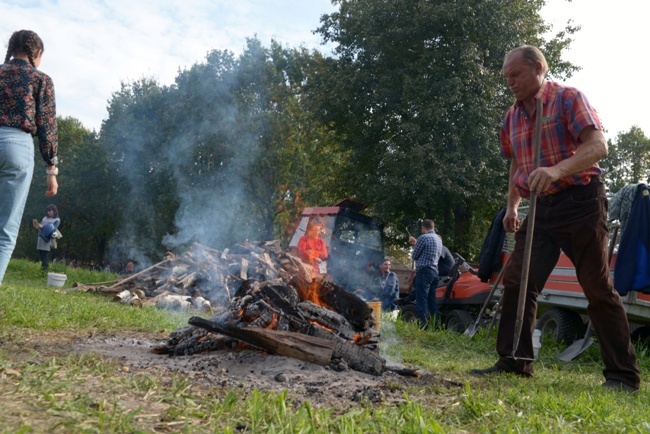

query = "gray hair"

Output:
[[505, 45, 548, 76]]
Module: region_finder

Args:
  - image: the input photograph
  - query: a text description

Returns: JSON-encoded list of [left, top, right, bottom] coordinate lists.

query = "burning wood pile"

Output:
[[86, 241, 386, 376]]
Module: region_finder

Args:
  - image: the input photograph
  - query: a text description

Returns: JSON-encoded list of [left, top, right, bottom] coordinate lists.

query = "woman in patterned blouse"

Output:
[[0, 30, 59, 284]]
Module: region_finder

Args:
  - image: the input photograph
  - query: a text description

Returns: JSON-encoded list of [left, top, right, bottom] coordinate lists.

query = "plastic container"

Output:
[[367, 301, 381, 332], [47, 272, 67, 287], [533, 329, 542, 359]]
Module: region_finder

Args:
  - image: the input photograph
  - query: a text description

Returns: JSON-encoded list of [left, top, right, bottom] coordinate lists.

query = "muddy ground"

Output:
[[4, 328, 462, 410]]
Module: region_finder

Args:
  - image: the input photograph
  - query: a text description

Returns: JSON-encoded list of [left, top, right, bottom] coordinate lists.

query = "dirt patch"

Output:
[[1, 328, 461, 410], [68, 331, 460, 408]]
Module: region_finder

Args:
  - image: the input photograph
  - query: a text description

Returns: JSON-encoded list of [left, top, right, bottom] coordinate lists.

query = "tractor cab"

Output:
[[288, 199, 385, 294]]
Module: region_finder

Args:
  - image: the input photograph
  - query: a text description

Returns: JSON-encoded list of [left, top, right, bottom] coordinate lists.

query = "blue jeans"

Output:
[[414, 267, 440, 326], [0, 127, 34, 284]]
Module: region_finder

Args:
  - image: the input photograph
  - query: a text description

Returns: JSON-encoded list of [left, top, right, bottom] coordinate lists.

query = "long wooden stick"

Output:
[[511, 97, 543, 359], [85, 279, 119, 286], [108, 259, 170, 289]]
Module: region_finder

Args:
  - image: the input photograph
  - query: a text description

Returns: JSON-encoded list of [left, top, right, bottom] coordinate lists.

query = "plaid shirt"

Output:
[[501, 80, 603, 198], [412, 231, 442, 272]]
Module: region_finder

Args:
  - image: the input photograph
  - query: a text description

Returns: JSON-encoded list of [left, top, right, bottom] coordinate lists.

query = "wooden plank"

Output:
[[188, 316, 335, 366]]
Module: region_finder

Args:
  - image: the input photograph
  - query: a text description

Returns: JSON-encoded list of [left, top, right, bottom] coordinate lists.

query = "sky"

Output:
[[2, 0, 648, 141]]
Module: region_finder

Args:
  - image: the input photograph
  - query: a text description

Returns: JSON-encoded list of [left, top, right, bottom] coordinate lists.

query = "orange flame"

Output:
[[309, 319, 335, 333], [266, 313, 279, 330], [295, 278, 328, 307], [353, 333, 371, 346]]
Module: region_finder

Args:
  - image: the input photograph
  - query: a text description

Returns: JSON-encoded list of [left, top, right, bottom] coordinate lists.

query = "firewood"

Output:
[[128, 295, 143, 307], [180, 272, 198, 290], [279, 253, 312, 285], [114, 289, 132, 303], [191, 242, 223, 257], [156, 294, 192, 310], [331, 339, 385, 376], [70, 283, 94, 292], [93, 285, 124, 296], [79, 279, 118, 286], [108, 259, 171, 290], [240, 257, 248, 279], [249, 251, 277, 276], [298, 301, 358, 341], [188, 316, 335, 366], [385, 366, 422, 377], [306, 280, 374, 331], [192, 296, 212, 313]]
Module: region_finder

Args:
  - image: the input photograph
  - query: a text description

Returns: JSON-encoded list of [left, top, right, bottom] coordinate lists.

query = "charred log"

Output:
[[189, 316, 336, 367], [298, 301, 359, 341], [188, 316, 385, 376], [295, 280, 375, 331], [152, 325, 238, 356]]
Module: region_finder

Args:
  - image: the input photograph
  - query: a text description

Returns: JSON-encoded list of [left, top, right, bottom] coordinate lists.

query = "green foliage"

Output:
[[100, 78, 178, 263], [602, 125, 650, 192], [313, 0, 580, 258], [15, 116, 119, 265], [99, 39, 343, 263], [9, 2, 593, 267]]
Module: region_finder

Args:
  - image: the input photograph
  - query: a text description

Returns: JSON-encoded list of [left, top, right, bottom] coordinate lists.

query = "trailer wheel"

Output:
[[444, 310, 473, 333], [399, 304, 419, 323], [536, 307, 584, 345]]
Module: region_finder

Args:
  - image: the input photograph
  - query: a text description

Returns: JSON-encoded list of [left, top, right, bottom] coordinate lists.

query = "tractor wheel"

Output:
[[444, 310, 474, 333], [631, 326, 650, 348], [399, 304, 419, 323], [536, 307, 584, 345]]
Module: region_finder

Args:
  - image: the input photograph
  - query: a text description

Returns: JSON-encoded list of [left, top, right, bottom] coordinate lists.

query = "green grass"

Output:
[[1, 258, 650, 433], [1, 259, 191, 332]]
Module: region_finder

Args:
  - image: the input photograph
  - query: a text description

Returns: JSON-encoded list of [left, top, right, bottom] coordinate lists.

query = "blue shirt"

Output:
[[412, 232, 442, 272]]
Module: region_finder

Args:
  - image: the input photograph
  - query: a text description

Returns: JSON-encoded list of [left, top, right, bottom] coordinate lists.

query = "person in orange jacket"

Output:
[[298, 221, 328, 275]]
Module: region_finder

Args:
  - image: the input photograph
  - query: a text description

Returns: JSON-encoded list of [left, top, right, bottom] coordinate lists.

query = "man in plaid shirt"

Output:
[[408, 219, 442, 328], [471, 45, 640, 393]]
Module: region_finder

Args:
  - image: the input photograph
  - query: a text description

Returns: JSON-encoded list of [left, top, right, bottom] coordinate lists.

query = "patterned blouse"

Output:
[[0, 58, 58, 166]]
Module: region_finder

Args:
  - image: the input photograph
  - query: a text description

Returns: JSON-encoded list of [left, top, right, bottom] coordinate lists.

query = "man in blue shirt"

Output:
[[408, 219, 442, 327]]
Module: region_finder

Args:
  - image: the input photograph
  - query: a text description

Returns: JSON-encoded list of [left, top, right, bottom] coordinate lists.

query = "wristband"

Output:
[[46, 167, 59, 176]]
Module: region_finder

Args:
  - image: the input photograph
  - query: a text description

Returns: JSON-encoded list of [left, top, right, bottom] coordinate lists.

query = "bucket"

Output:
[[533, 329, 542, 360], [367, 301, 381, 332], [47, 272, 67, 287]]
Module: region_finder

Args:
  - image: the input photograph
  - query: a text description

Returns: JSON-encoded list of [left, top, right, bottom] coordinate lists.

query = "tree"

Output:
[[100, 78, 178, 265], [601, 126, 650, 193], [99, 39, 344, 262], [15, 116, 119, 265], [313, 0, 579, 257]]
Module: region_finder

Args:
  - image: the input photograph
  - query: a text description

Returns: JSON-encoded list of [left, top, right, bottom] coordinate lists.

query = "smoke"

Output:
[[106, 46, 271, 264], [377, 314, 404, 366]]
